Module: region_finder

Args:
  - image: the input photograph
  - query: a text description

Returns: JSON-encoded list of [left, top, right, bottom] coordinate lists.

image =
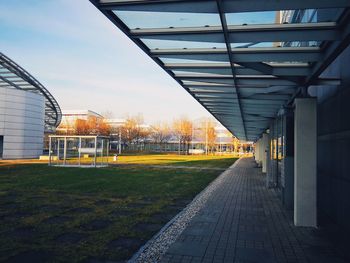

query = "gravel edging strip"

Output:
[[128, 158, 242, 263]]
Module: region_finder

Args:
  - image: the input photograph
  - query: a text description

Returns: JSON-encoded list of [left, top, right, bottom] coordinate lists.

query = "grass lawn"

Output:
[[0, 154, 237, 262]]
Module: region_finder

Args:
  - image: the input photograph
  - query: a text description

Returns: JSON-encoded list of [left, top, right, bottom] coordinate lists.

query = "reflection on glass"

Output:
[[114, 11, 221, 29], [141, 39, 226, 49]]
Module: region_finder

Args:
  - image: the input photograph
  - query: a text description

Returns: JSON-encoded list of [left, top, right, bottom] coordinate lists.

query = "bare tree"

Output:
[[200, 119, 217, 154], [121, 114, 149, 151], [173, 117, 193, 154], [231, 136, 240, 153], [150, 122, 172, 151], [101, 110, 114, 119]]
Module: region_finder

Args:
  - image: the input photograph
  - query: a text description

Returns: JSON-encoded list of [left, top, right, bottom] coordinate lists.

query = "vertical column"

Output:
[[294, 98, 317, 227], [106, 140, 109, 165], [256, 139, 262, 166], [262, 133, 269, 173], [94, 137, 97, 168], [282, 109, 294, 209], [57, 139, 60, 161], [48, 136, 52, 166], [63, 137, 67, 166], [101, 139, 104, 166], [119, 128, 122, 155], [78, 137, 81, 166], [255, 140, 259, 163], [259, 138, 264, 167], [267, 123, 274, 188]]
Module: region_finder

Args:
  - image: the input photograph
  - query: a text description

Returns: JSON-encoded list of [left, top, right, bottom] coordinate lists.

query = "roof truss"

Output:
[[91, 0, 350, 141]]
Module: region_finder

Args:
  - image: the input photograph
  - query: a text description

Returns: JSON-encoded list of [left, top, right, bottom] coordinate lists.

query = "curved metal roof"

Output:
[[90, 0, 350, 141], [0, 52, 61, 132]]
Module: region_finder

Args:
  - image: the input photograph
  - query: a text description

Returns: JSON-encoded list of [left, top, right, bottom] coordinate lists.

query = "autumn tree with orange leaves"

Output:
[[74, 116, 110, 136]]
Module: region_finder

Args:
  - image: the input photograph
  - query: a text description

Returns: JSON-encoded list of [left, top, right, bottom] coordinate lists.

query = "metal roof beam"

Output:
[[98, 0, 350, 13], [191, 91, 236, 95], [167, 63, 311, 76], [133, 22, 339, 43], [153, 47, 322, 63], [181, 77, 298, 86]]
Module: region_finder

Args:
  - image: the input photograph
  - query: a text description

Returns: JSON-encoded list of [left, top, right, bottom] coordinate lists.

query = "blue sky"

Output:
[[0, 0, 212, 123]]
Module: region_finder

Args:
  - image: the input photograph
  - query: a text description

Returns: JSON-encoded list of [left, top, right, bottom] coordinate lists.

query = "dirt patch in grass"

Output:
[[4, 211, 33, 220], [94, 199, 112, 206], [37, 204, 61, 212], [5, 250, 54, 263], [81, 219, 113, 231], [69, 207, 94, 213], [110, 209, 134, 217], [55, 232, 87, 244], [108, 237, 144, 250], [7, 226, 36, 239], [150, 212, 175, 223], [133, 222, 164, 233], [41, 215, 72, 225], [126, 202, 148, 209]]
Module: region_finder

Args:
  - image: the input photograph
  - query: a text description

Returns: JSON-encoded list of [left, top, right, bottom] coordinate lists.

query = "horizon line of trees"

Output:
[[57, 114, 242, 154]]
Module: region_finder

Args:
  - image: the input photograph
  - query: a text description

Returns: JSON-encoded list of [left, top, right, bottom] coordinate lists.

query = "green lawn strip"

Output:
[[0, 156, 237, 262]]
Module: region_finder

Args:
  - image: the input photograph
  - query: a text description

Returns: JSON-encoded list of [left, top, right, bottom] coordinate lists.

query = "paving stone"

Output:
[[157, 158, 349, 263], [167, 241, 207, 257]]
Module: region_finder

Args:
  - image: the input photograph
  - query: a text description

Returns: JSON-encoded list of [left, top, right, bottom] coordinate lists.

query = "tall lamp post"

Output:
[[118, 127, 122, 155]]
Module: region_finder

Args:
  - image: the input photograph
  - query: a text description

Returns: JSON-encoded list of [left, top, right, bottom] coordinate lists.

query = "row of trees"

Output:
[[117, 116, 218, 153], [74, 117, 110, 136], [58, 114, 236, 153]]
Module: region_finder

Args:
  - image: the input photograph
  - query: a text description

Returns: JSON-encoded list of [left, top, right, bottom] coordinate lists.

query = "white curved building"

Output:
[[0, 53, 61, 159], [0, 87, 45, 158]]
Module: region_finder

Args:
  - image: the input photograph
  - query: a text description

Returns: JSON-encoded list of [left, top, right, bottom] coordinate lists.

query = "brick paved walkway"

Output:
[[160, 158, 348, 263]]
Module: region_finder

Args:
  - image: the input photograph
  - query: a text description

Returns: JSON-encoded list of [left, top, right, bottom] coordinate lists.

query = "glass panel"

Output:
[[281, 8, 343, 24], [173, 70, 232, 77], [231, 41, 320, 48], [226, 8, 343, 26], [226, 11, 278, 25], [141, 39, 226, 49], [114, 11, 221, 29], [159, 57, 229, 64]]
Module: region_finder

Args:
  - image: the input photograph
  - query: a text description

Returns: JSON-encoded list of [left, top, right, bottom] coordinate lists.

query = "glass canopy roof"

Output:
[[90, 0, 350, 141], [0, 53, 62, 132]]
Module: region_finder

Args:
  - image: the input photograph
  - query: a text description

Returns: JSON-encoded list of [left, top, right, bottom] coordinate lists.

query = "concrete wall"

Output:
[[0, 87, 45, 159], [315, 45, 350, 233]]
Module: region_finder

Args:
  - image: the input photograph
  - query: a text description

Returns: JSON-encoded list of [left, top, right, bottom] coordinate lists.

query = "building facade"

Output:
[[0, 53, 61, 159], [0, 87, 45, 159], [57, 110, 104, 134]]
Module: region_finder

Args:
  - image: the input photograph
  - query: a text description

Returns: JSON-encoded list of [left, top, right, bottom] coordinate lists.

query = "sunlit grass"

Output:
[[0, 154, 237, 262]]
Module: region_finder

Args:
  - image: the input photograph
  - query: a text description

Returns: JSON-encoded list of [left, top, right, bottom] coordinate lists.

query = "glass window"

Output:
[[141, 39, 226, 49], [114, 11, 221, 29]]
